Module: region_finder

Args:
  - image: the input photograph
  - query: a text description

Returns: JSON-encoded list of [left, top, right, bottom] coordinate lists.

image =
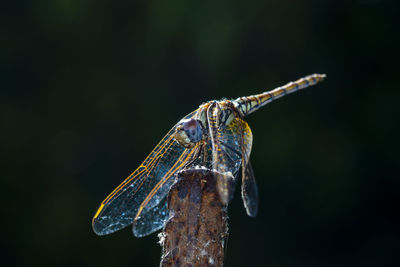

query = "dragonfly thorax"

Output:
[[174, 118, 204, 148]]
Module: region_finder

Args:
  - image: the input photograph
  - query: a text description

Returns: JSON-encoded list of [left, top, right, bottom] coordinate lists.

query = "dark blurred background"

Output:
[[2, 0, 400, 266]]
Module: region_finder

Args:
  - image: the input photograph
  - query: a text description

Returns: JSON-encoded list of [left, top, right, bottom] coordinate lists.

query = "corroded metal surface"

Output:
[[160, 168, 228, 267]]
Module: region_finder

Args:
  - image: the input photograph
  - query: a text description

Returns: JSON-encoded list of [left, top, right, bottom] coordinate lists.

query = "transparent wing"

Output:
[[133, 196, 168, 237], [241, 160, 258, 217], [237, 114, 258, 217], [92, 110, 198, 236], [132, 143, 201, 237]]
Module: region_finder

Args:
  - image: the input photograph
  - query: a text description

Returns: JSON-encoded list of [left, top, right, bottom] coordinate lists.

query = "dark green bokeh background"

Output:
[[2, 0, 399, 266]]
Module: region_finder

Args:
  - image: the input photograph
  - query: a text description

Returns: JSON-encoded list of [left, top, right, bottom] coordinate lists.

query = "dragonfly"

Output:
[[92, 73, 326, 237]]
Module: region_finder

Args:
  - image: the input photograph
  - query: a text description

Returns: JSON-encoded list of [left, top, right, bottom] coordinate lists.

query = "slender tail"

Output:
[[234, 73, 326, 116]]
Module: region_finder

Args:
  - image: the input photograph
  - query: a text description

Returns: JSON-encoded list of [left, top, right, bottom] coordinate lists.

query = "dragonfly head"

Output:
[[174, 118, 204, 148]]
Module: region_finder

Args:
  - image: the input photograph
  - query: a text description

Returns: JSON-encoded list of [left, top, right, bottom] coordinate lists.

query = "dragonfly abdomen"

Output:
[[234, 73, 326, 116]]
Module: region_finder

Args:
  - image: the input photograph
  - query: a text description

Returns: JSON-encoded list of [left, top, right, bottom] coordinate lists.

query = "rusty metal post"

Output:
[[159, 167, 228, 267]]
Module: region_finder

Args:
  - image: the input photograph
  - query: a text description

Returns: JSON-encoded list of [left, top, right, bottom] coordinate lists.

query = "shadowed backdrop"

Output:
[[2, 0, 399, 266]]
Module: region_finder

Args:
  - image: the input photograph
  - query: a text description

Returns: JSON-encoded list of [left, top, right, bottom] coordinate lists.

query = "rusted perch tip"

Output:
[[159, 167, 228, 267]]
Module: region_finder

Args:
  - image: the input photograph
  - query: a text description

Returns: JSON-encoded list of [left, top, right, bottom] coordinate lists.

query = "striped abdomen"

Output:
[[234, 73, 326, 116]]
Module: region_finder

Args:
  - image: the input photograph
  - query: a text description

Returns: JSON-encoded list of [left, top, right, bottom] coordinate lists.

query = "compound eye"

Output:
[[181, 119, 203, 143]]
